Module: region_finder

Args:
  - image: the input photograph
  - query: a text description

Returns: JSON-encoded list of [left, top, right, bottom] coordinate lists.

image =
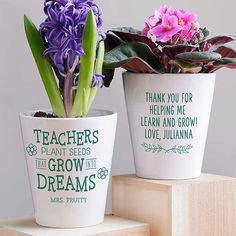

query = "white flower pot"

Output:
[[123, 72, 215, 180], [20, 109, 117, 228]]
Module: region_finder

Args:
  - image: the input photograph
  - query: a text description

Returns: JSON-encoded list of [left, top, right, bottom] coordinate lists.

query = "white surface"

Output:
[[124, 73, 215, 179], [0, 0, 236, 218], [0, 216, 146, 235]]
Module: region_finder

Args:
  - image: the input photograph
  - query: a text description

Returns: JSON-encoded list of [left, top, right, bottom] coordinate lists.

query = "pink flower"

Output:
[[150, 14, 182, 42], [148, 11, 160, 27], [142, 11, 159, 36], [158, 5, 172, 19], [142, 23, 150, 37], [175, 9, 197, 27], [142, 5, 172, 37], [142, 6, 200, 43], [174, 9, 198, 41]]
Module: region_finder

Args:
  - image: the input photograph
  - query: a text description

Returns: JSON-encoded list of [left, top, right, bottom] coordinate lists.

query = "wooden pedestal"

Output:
[[112, 174, 236, 236], [0, 216, 149, 236]]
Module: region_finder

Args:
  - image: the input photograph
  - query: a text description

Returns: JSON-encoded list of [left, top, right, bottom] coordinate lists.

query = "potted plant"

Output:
[[20, 0, 117, 228], [103, 5, 236, 180]]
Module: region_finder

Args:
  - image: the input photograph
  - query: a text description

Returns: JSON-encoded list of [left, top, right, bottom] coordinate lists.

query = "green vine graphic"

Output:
[[26, 144, 37, 156], [97, 167, 109, 180], [141, 142, 193, 155]]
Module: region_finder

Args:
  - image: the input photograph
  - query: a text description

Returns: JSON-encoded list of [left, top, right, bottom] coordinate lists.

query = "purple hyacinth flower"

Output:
[[92, 74, 105, 88], [39, 0, 105, 89]]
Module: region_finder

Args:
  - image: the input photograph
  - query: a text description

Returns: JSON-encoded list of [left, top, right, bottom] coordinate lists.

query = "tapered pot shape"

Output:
[[123, 72, 215, 180], [20, 110, 117, 228]]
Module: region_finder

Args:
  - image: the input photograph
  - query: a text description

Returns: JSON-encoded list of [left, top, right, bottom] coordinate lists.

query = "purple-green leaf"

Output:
[[110, 27, 141, 35], [103, 68, 115, 87], [214, 58, 236, 68], [105, 32, 124, 52], [104, 42, 162, 73], [163, 44, 198, 59], [122, 58, 159, 73], [207, 35, 236, 45], [204, 58, 236, 72], [110, 27, 156, 50], [169, 59, 202, 73], [215, 46, 236, 58], [176, 51, 222, 62]]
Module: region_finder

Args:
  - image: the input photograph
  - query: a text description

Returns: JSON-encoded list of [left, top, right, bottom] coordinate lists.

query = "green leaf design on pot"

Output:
[[26, 144, 37, 156], [141, 143, 193, 155], [166, 144, 193, 154], [97, 167, 109, 180]]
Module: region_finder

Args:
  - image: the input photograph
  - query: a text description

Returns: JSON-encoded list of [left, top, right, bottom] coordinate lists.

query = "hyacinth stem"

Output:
[[24, 15, 66, 118], [88, 41, 105, 111], [63, 72, 74, 117], [71, 10, 97, 118], [82, 88, 87, 118]]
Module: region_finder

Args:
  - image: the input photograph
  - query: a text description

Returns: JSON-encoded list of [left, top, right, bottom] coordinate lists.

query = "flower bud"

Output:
[[196, 31, 204, 41], [191, 22, 200, 31], [203, 43, 212, 51]]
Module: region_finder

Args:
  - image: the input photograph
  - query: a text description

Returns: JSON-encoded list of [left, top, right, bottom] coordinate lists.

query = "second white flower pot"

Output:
[[123, 72, 215, 180]]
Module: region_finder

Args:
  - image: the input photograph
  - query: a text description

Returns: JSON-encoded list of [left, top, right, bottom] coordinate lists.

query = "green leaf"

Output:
[[104, 42, 163, 73], [24, 15, 66, 118], [201, 27, 210, 38], [88, 41, 105, 110], [169, 59, 202, 73], [71, 10, 97, 118], [176, 51, 222, 62]]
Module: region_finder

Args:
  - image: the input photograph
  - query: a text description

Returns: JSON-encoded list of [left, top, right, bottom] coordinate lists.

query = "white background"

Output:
[[0, 0, 236, 218]]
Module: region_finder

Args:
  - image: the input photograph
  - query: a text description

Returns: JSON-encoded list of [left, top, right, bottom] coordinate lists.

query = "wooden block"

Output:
[[112, 174, 236, 236], [0, 216, 149, 236], [0, 227, 30, 236]]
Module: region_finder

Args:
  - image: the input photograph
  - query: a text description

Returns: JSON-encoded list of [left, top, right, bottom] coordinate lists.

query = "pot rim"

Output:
[[20, 109, 117, 121], [122, 71, 216, 76]]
